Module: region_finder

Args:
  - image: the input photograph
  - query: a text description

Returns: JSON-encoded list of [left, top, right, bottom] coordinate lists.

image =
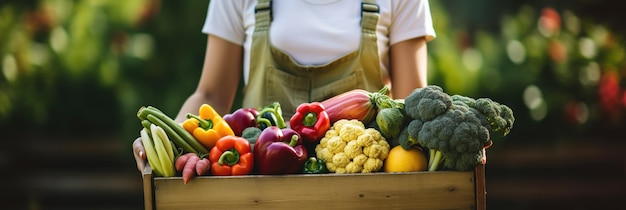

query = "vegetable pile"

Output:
[[135, 85, 514, 183]]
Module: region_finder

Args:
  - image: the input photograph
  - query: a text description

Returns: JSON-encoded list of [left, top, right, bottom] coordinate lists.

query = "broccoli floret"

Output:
[[442, 149, 485, 172], [493, 101, 515, 136], [453, 96, 515, 138], [449, 101, 491, 149], [404, 85, 453, 121], [399, 119, 423, 150], [418, 115, 456, 150], [452, 97, 490, 137], [450, 95, 476, 107]]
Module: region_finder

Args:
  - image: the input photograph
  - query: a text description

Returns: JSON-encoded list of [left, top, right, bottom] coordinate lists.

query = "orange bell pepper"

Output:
[[209, 136, 254, 176], [183, 104, 235, 149]]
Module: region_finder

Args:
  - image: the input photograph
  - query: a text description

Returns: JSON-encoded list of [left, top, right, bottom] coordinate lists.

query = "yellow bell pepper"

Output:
[[183, 104, 235, 149]]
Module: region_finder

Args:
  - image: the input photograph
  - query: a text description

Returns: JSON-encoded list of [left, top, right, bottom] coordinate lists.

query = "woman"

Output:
[[133, 0, 436, 171]]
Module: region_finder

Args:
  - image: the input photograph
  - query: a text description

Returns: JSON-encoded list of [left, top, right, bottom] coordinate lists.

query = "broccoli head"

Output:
[[404, 85, 453, 121], [416, 101, 490, 171], [402, 85, 515, 171]]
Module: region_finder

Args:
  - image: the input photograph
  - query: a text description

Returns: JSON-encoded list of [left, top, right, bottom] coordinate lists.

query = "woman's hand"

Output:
[[132, 137, 147, 172], [131, 35, 243, 173]]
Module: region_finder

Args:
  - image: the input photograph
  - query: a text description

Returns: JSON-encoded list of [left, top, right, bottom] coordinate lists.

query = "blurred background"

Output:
[[0, 0, 623, 209]]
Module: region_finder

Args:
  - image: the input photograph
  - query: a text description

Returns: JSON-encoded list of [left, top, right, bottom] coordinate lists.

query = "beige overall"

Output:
[[244, 0, 384, 118]]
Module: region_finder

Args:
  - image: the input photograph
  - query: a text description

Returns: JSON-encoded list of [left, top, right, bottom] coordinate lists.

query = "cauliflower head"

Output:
[[315, 119, 390, 173]]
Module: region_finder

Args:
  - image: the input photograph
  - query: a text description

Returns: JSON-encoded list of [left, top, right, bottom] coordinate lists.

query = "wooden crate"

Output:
[[142, 164, 486, 210]]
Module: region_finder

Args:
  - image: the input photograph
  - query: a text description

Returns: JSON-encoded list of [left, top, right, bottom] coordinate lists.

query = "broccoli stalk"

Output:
[[428, 149, 444, 171]]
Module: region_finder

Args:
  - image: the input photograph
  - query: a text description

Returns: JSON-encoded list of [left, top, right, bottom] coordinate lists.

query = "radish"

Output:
[[195, 158, 211, 176], [182, 155, 200, 184], [175, 153, 195, 172], [174, 152, 212, 184]]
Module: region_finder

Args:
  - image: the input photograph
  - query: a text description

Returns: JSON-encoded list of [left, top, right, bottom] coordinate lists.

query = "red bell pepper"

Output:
[[223, 107, 259, 136], [253, 126, 308, 175], [289, 102, 331, 148], [209, 136, 254, 176]]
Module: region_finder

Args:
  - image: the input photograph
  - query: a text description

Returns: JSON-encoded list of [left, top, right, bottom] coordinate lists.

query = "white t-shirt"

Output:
[[202, 0, 436, 84]]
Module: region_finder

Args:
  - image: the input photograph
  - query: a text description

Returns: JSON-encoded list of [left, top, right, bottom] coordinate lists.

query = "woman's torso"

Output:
[[202, 0, 436, 85]]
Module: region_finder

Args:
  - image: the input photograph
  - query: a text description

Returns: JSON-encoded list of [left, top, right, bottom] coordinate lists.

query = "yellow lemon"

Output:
[[384, 145, 428, 172]]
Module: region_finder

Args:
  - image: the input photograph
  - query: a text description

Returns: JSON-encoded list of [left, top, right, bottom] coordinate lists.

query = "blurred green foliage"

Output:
[[0, 0, 208, 139], [429, 0, 626, 141], [0, 0, 624, 143]]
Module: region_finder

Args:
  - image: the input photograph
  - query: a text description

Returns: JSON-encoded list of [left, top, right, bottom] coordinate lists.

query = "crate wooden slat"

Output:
[[143, 164, 486, 210]]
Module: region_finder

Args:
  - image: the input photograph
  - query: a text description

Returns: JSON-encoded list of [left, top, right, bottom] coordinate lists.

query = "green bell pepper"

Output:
[[302, 157, 327, 174]]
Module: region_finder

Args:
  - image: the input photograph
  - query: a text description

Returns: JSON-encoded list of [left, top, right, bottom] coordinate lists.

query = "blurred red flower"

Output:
[[598, 72, 622, 116], [539, 7, 561, 37]]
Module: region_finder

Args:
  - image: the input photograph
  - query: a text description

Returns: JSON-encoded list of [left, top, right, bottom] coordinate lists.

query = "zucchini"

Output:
[[375, 107, 406, 139]]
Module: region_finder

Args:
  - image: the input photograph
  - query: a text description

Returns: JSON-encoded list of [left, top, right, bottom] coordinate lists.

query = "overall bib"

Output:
[[244, 0, 384, 118]]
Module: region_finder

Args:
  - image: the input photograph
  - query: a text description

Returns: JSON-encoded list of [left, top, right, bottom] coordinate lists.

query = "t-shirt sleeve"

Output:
[[201, 0, 245, 46], [389, 0, 437, 45]]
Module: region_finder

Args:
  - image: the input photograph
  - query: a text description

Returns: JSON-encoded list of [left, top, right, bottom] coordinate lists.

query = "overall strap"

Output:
[[359, 0, 382, 89], [256, 0, 377, 34], [361, 0, 379, 35], [254, 0, 272, 32]]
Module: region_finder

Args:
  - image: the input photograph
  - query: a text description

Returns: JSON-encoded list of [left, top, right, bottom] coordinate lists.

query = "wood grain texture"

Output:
[[142, 164, 154, 210], [145, 166, 482, 210]]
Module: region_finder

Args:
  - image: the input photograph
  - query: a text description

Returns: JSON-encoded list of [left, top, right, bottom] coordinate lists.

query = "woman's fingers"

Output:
[[133, 138, 147, 172]]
